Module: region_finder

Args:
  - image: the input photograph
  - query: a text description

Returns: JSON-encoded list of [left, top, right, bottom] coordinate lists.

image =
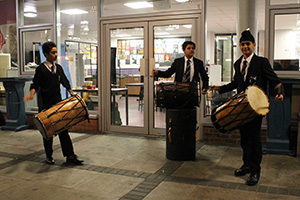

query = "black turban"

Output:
[[239, 30, 255, 43]]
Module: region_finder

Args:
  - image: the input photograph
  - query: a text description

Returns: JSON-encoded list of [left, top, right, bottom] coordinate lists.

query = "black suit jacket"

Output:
[[157, 57, 209, 89], [30, 63, 71, 111], [220, 54, 282, 95]]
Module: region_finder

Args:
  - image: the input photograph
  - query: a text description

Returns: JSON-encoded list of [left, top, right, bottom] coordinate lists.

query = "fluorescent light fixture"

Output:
[[183, 25, 192, 28], [176, 0, 189, 2], [217, 37, 228, 41], [24, 5, 36, 13], [115, 34, 131, 37], [81, 21, 89, 25], [24, 12, 37, 18], [61, 9, 88, 15], [124, 1, 153, 9], [154, 32, 170, 35]]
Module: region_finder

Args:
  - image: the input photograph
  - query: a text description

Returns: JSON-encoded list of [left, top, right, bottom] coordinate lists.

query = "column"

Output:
[[236, 0, 258, 58]]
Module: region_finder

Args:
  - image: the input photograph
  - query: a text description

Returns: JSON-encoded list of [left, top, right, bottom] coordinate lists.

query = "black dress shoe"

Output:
[[246, 172, 260, 186], [66, 155, 84, 165], [234, 166, 251, 176], [46, 157, 55, 165]]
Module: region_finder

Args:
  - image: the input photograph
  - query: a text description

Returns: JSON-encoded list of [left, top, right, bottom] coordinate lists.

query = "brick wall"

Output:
[[202, 126, 267, 144]]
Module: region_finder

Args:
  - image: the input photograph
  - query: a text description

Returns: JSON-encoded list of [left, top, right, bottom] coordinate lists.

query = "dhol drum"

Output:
[[34, 94, 89, 139], [211, 85, 269, 133], [156, 82, 198, 109]]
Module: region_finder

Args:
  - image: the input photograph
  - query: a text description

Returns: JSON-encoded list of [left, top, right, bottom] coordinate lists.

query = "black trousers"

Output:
[[239, 116, 263, 174], [43, 129, 75, 158]]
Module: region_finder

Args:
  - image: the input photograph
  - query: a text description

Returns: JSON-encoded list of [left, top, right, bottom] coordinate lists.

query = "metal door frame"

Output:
[[99, 12, 205, 136]]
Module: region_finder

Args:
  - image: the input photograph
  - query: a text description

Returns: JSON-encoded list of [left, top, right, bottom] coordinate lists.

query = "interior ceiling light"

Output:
[[154, 32, 170, 35], [183, 25, 192, 28], [24, 3, 37, 18], [61, 9, 88, 15], [24, 12, 37, 18], [24, 4, 36, 13], [124, 1, 153, 9], [176, 0, 189, 2], [81, 21, 89, 25], [115, 34, 131, 37]]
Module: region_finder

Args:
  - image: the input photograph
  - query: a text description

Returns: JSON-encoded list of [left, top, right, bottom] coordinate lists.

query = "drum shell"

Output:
[[211, 86, 269, 133], [34, 95, 88, 139], [156, 82, 198, 109]]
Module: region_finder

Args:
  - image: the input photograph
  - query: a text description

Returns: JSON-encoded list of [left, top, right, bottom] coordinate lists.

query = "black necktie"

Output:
[[241, 60, 247, 81], [184, 59, 191, 82], [51, 65, 55, 73]]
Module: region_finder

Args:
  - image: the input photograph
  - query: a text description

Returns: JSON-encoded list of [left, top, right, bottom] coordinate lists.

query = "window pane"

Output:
[[57, 0, 98, 109], [22, 29, 52, 73], [215, 35, 232, 82], [0, 0, 17, 88], [274, 14, 300, 71], [21, 0, 53, 26], [153, 24, 192, 129], [110, 27, 144, 127], [102, 0, 201, 17]]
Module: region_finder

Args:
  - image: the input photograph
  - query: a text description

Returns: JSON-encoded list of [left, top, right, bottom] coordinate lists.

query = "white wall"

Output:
[[274, 30, 300, 59], [206, 31, 215, 65]]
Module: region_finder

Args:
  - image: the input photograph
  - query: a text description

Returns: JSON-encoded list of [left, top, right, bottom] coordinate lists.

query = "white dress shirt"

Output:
[[240, 53, 254, 81], [183, 56, 194, 82], [43, 60, 56, 73]]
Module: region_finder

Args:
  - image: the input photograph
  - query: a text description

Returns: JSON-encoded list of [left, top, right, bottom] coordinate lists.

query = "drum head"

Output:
[[246, 86, 269, 115]]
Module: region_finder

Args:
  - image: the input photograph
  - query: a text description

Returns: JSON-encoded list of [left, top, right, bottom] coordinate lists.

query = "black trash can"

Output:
[[166, 108, 197, 161]]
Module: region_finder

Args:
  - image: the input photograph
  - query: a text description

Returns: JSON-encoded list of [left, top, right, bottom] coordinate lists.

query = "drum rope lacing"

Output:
[[49, 97, 88, 134]]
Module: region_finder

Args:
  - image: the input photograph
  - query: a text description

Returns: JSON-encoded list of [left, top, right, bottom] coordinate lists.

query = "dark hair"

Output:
[[239, 30, 255, 43], [182, 41, 196, 51], [42, 41, 57, 55]]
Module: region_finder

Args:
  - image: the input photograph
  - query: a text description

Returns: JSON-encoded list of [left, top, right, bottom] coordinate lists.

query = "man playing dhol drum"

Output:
[[210, 30, 284, 186], [24, 41, 84, 165], [152, 41, 209, 95]]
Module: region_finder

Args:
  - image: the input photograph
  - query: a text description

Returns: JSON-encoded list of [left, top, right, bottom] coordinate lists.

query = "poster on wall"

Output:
[[121, 40, 126, 55], [164, 54, 171, 62], [117, 40, 122, 55], [79, 43, 91, 59], [154, 38, 186, 54]]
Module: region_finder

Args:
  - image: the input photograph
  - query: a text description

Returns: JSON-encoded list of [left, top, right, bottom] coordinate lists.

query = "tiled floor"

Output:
[[0, 129, 300, 200]]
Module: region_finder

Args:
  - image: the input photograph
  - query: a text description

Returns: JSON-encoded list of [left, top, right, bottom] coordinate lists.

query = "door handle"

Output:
[[149, 58, 155, 78], [140, 58, 145, 76]]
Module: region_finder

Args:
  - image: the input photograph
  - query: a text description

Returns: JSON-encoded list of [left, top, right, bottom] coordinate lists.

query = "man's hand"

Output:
[[24, 89, 36, 102], [275, 94, 284, 103], [69, 89, 75, 96], [24, 95, 34, 102], [202, 88, 207, 94], [209, 85, 221, 92], [151, 70, 158, 77]]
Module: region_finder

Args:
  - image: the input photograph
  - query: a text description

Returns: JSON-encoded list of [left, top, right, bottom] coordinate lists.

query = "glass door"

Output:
[[105, 22, 148, 134], [149, 19, 195, 135], [103, 19, 198, 135]]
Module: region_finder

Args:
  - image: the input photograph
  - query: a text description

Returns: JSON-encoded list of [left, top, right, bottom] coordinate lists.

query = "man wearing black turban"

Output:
[[210, 30, 284, 186]]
